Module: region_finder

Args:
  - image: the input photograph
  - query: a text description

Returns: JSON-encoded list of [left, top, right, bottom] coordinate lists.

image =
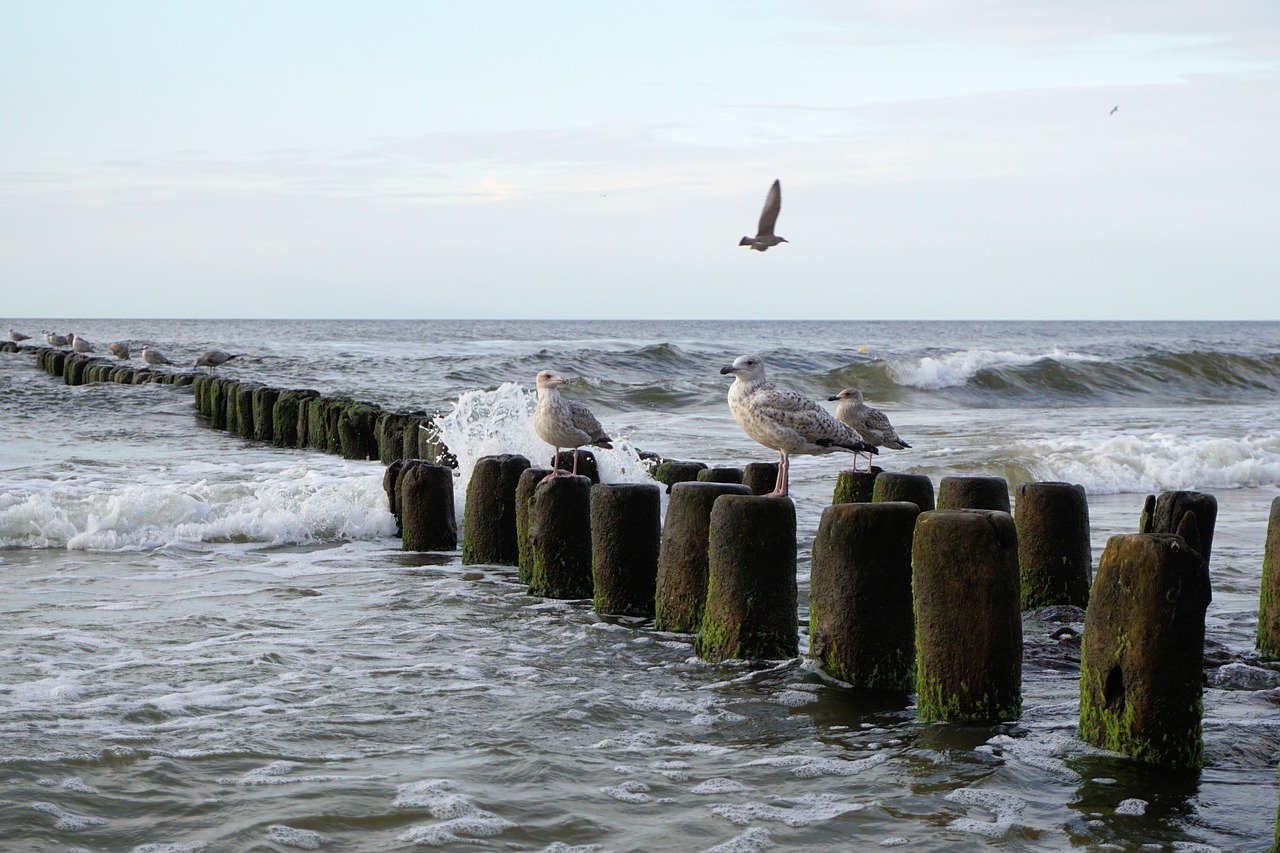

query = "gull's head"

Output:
[[535, 370, 567, 391], [828, 388, 863, 404], [720, 354, 766, 383]]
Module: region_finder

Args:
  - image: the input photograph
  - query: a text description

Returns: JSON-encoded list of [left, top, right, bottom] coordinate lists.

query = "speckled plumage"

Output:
[[109, 341, 130, 360], [534, 370, 612, 477], [141, 347, 173, 367], [720, 355, 875, 497], [829, 387, 910, 471]]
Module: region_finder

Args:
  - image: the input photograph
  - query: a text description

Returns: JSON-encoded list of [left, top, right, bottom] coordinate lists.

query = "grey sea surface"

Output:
[[1, 319, 1279, 851]]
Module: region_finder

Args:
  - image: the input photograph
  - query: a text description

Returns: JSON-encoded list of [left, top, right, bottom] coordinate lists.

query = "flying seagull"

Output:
[[533, 370, 613, 482], [739, 179, 787, 252], [828, 388, 910, 472], [720, 355, 876, 497], [1110, 106, 1119, 115]]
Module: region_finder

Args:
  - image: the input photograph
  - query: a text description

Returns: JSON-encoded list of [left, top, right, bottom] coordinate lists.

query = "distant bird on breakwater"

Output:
[[533, 370, 613, 482], [141, 347, 173, 367], [194, 350, 239, 372], [9, 329, 30, 342], [739, 179, 787, 252], [109, 342, 131, 360], [828, 387, 910, 472], [71, 336, 94, 354]]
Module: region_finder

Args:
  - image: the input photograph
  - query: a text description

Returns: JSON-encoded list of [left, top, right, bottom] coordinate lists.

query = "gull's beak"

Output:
[[720, 365, 736, 375], [827, 395, 838, 402]]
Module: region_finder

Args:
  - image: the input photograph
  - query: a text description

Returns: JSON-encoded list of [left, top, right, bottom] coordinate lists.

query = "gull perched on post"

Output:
[[533, 370, 612, 483], [109, 341, 131, 360], [141, 346, 173, 367], [71, 335, 95, 354], [828, 388, 910, 472], [9, 329, 30, 342], [195, 350, 239, 372], [739, 179, 787, 252], [720, 355, 876, 497]]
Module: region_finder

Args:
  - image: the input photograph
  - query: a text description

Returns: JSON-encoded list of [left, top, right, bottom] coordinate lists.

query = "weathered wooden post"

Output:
[[741, 461, 779, 496], [913, 509, 1022, 723], [1015, 481, 1092, 610], [696, 495, 797, 661], [937, 475, 1011, 512], [654, 482, 752, 633], [833, 470, 877, 504], [1142, 490, 1218, 568], [1079, 533, 1211, 768], [383, 460, 404, 536], [872, 471, 934, 511], [233, 383, 257, 438], [526, 475, 594, 599], [810, 501, 920, 690], [1257, 498, 1280, 658], [651, 459, 707, 492], [590, 482, 661, 616], [399, 463, 457, 552], [515, 467, 554, 583], [252, 387, 279, 444], [462, 454, 531, 566], [271, 389, 314, 448], [697, 466, 743, 485], [548, 450, 599, 484]]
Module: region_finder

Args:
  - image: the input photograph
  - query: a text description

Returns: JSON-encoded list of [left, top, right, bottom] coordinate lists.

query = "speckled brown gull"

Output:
[[534, 370, 612, 483], [720, 355, 876, 497], [141, 347, 173, 367], [109, 341, 131, 360], [739, 179, 787, 252], [195, 350, 239, 371], [828, 387, 910, 472]]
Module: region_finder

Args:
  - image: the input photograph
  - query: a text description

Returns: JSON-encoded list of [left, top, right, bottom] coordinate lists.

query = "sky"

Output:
[[2, 0, 1279, 320]]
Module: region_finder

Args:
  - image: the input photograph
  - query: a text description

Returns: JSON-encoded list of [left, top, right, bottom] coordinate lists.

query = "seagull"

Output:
[[108, 341, 131, 360], [44, 331, 68, 347], [71, 335, 95, 354], [739, 179, 787, 252], [141, 346, 173, 367], [194, 349, 239, 372], [9, 329, 30, 342], [1110, 105, 1119, 115], [533, 370, 613, 483], [828, 388, 910, 472], [720, 355, 876, 497]]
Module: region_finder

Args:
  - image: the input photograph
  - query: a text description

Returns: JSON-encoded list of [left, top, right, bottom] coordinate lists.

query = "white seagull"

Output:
[[71, 335, 95, 354], [739, 179, 787, 252], [194, 350, 239, 371], [828, 388, 910, 472], [141, 346, 173, 367], [720, 355, 876, 497], [9, 329, 30, 342], [533, 370, 613, 482]]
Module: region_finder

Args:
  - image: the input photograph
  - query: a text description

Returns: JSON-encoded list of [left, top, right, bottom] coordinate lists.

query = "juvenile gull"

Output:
[[109, 341, 131, 360], [195, 350, 239, 371], [44, 332, 68, 347], [533, 370, 612, 482], [828, 388, 910, 472], [9, 329, 30, 342], [71, 335, 95, 354], [720, 355, 876, 497], [141, 346, 173, 367], [739, 179, 787, 252]]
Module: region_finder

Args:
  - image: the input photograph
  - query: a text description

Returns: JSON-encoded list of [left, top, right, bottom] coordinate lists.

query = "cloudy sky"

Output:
[[3, 1, 1278, 320]]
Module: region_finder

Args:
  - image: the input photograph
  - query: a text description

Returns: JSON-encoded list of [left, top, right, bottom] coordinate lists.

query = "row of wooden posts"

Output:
[[14, 344, 445, 465], [7, 341, 1280, 777], [390, 451, 1280, 774]]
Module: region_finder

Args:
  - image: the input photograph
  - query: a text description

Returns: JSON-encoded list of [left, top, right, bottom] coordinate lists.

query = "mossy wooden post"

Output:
[[651, 460, 707, 492], [225, 380, 244, 432], [338, 402, 380, 460], [742, 461, 779, 496], [548, 450, 599, 483], [872, 472, 935, 511], [1147, 491, 1218, 568], [252, 387, 279, 444], [913, 509, 1022, 723], [272, 389, 314, 448], [402, 415, 427, 461], [1079, 533, 1211, 768], [526, 475, 594, 599], [655, 482, 752, 633], [696, 495, 798, 661], [833, 470, 877, 504], [1257, 498, 1280, 658], [399, 463, 457, 552], [697, 466, 743, 485], [416, 417, 443, 463], [208, 378, 231, 431], [937, 475, 1011, 512], [1015, 482, 1092, 610], [383, 460, 404, 536], [590, 482, 661, 616], [234, 383, 257, 438], [376, 412, 406, 463], [515, 468, 555, 584], [462, 454, 531, 566], [810, 501, 920, 690]]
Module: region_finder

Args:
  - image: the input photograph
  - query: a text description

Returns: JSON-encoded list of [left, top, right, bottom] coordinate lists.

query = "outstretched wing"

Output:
[[756, 179, 782, 237]]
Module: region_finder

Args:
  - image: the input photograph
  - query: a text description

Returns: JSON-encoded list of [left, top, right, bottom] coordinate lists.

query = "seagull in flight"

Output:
[[1110, 105, 1119, 115], [739, 179, 787, 252]]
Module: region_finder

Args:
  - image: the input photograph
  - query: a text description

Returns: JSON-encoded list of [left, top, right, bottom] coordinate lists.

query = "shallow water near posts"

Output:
[[2, 318, 1280, 851]]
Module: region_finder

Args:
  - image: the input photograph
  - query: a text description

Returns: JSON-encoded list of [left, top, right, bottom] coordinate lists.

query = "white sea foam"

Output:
[[704, 827, 773, 853], [0, 459, 395, 550], [691, 778, 752, 795], [30, 801, 108, 831], [266, 825, 329, 849], [711, 793, 870, 827], [393, 779, 515, 845], [890, 348, 1096, 389], [944, 787, 1026, 839], [1115, 798, 1148, 816], [602, 780, 652, 803]]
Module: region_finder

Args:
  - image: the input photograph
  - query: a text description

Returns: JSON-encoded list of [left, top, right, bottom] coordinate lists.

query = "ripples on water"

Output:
[[2, 319, 1280, 850]]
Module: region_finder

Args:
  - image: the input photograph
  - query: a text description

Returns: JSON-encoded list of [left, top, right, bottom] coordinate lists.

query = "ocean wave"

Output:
[[0, 460, 395, 551]]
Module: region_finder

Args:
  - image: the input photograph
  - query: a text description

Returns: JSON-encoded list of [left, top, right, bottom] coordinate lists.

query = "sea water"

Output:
[[2, 319, 1279, 851]]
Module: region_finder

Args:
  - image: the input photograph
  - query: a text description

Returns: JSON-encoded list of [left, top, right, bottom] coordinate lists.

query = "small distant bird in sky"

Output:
[[1110, 105, 1119, 115], [740, 179, 787, 252]]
